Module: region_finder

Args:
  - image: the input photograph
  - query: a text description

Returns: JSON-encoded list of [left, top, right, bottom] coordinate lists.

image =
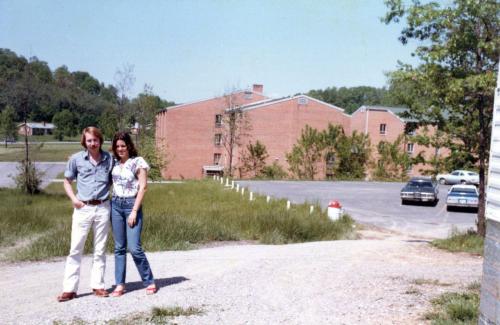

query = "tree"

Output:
[[0, 105, 17, 147], [240, 140, 269, 178], [374, 134, 413, 180], [99, 106, 119, 140], [286, 125, 325, 179], [334, 131, 371, 179], [221, 91, 252, 177], [52, 109, 77, 140], [384, 0, 499, 236], [114, 63, 135, 130]]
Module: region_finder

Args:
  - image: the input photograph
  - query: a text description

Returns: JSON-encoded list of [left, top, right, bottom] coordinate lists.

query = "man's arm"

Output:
[[63, 178, 84, 209]]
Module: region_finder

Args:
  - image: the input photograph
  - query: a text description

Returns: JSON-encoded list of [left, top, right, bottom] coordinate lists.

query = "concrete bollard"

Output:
[[241, 188, 245, 195], [266, 195, 270, 203], [310, 205, 314, 214], [286, 200, 291, 210], [249, 192, 253, 201]]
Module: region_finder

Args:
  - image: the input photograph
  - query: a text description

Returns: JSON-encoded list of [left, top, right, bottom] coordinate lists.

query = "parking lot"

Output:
[[239, 180, 478, 239]]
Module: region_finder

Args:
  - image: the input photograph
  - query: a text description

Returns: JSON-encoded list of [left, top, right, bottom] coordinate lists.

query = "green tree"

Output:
[[99, 106, 119, 140], [52, 109, 77, 140], [384, 0, 499, 236], [261, 161, 287, 180], [286, 125, 325, 179], [0, 105, 17, 147], [374, 134, 412, 180], [240, 140, 269, 178], [334, 131, 371, 179]]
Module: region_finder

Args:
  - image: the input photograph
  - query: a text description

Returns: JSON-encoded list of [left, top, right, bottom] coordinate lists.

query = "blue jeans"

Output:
[[111, 196, 154, 287]]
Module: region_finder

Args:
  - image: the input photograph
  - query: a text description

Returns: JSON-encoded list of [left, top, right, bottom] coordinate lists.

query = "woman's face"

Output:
[[115, 139, 129, 160]]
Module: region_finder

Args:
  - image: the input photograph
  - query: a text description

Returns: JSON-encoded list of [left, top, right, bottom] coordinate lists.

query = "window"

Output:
[[214, 153, 221, 165], [407, 143, 414, 154], [215, 114, 223, 127], [214, 133, 222, 146], [379, 124, 386, 135]]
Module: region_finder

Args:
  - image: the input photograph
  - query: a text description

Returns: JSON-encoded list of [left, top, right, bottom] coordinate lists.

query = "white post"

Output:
[[241, 187, 245, 195], [310, 205, 314, 214], [231, 180, 234, 189], [220, 177, 224, 184], [249, 192, 253, 201], [236, 184, 239, 192], [286, 200, 291, 210], [213, 175, 216, 180], [266, 195, 270, 203], [225, 178, 229, 186]]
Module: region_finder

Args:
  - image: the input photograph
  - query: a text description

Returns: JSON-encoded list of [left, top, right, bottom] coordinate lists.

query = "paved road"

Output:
[[0, 162, 66, 189], [238, 180, 477, 239]]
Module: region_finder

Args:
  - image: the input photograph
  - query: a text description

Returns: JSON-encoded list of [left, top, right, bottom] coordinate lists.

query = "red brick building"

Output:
[[156, 85, 440, 179]]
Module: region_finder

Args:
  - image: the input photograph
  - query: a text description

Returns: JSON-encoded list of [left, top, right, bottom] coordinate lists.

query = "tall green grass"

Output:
[[1, 180, 355, 261], [432, 228, 484, 255]]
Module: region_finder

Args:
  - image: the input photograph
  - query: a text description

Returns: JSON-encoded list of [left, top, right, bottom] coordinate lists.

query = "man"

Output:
[[57, 126, 114, 302]]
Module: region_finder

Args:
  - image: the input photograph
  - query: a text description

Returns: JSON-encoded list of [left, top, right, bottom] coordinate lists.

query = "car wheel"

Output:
[[401, 199, 407, 205], [460, 180, 467, 184], [439, 178, 446, 185], [446, 205, 452, 212]]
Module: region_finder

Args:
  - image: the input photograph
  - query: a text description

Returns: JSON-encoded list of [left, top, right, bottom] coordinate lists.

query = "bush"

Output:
[[13, 160, 44, 194], [259, 161, 287, 179]]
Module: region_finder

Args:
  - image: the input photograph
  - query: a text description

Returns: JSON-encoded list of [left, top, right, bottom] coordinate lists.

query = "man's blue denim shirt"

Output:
[[64, 150, 113, 201]]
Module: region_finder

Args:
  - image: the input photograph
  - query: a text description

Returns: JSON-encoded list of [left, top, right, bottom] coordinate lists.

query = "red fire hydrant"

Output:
[[327, 200, 342, 221]]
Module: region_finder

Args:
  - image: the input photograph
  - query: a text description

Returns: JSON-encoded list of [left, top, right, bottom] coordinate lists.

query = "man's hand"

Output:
[[127, 210, 137, 227], [72, 199, 85, 209]]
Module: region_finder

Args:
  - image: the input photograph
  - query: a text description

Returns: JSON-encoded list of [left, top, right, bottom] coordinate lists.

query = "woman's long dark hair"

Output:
[[111, 131, 138, 159]]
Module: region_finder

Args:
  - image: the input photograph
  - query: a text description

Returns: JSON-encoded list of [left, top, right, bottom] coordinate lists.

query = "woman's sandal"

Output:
[[146, 284, 157, 295], [111, 287, 126, 297]]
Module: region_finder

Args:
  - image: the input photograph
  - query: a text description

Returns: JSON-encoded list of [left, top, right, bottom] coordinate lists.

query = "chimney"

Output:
[[252, 84, 263, 93]]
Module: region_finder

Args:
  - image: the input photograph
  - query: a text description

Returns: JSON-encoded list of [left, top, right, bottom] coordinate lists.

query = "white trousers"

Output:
[[62, 202, 110, 292]]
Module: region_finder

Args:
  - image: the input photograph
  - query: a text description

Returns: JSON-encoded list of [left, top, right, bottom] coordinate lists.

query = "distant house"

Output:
[[18, 122, 55, 136]]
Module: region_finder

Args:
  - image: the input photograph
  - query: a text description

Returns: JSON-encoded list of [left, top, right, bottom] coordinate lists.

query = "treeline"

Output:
[[0, 48, 174, 139], [307, 86, 399, 114]]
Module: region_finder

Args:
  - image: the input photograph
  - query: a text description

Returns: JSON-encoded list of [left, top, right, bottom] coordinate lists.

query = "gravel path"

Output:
[[0, 230, 482, 325]]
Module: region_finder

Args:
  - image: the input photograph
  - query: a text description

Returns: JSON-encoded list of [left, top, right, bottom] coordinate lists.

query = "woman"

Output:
[[110, 131, 156, 296]]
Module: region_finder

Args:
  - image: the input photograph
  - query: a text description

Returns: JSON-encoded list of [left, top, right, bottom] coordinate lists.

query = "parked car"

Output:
[[401, 177, 439, 205], [436, 170, 479, 185], [446, 184, 479, 210]]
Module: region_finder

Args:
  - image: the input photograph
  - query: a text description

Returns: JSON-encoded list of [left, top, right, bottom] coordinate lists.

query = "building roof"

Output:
[[238, 94, 349, 117], [18, 122, 55, 129], [352, 105, 418, 123]]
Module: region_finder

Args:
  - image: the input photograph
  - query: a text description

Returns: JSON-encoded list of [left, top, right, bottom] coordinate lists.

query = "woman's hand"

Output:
[[127, 210, 137, 227]]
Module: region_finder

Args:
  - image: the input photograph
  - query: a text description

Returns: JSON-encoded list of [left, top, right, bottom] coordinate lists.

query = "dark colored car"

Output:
[[400, 177, 439, 205]]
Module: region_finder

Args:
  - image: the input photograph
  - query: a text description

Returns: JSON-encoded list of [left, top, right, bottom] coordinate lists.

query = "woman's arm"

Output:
[[128, 167, 148, 227]]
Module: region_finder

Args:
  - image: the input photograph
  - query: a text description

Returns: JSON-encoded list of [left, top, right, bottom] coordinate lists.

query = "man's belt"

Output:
[[82, 198, 109, 205]]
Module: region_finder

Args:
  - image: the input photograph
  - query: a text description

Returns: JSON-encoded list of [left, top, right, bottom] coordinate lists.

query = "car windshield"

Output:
[[451, 188, 477, 194], [408, 181, 433, 188], [468, 172, 478, 176]]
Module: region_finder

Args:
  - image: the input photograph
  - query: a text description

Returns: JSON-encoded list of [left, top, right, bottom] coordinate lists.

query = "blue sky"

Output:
[[0, 0, 419, 103]]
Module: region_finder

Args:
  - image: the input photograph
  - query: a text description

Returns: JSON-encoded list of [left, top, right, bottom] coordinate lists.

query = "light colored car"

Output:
[[436, 170, 479, 185], [446, 184, 479, 210]]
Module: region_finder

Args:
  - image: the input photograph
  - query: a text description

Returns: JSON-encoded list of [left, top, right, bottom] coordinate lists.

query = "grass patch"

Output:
[[412, 278, 452, 286], [1, 180, 356, 261], [424, 282, 480, 324], [0, 142, 82, 161], [53, 306, 204, 324], [432, 228, 484, 255]]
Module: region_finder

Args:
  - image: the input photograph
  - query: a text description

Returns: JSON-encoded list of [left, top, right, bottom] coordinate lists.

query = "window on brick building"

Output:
[[379, 124, 386, 135], [214, 133, 222, 146], [214, 153, 221, 165], [215, 114, 223, 127], [407, 143, 414, 154]]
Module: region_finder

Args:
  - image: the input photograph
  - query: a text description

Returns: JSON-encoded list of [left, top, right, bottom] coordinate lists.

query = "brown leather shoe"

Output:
[[92, 288, 109, 297], [57, 292, 76, 302]]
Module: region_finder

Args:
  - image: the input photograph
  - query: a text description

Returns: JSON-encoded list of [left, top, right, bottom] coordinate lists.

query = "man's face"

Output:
[[84, 132, 101, 152]]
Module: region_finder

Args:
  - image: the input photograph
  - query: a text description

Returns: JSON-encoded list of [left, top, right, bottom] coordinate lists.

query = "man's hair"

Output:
[[81, 126, 104, 149], [112, 131, 138, 158]]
